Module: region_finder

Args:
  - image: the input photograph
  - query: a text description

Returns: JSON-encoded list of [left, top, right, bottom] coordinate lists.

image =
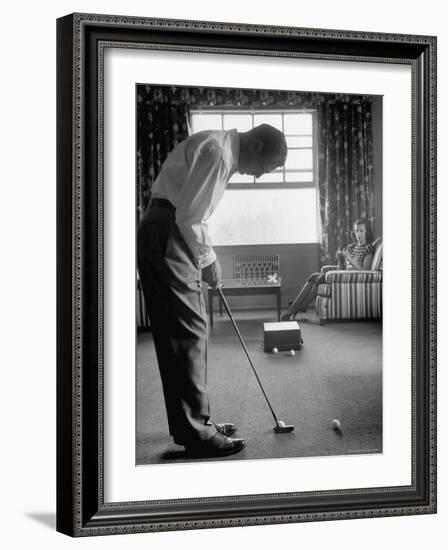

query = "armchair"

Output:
[[315, 238, 383, 325]]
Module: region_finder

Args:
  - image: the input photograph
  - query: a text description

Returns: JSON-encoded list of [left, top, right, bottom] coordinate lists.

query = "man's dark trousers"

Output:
[[137, 201, 215, 445]]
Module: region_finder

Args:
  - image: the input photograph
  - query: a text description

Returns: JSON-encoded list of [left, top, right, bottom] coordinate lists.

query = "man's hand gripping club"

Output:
[[201, 259, 222, 289]]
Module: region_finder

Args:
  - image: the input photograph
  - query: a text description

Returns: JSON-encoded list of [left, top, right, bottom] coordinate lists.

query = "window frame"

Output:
[[189, 106, 319, 190]]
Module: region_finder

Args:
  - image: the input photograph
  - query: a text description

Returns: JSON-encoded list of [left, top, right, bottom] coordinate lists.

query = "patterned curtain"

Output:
[[317, 98, 375, 262], [137, 87, 191, 222]]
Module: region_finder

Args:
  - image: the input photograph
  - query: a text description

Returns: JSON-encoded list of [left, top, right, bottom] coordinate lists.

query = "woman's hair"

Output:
[[350, 218, 374, 243]]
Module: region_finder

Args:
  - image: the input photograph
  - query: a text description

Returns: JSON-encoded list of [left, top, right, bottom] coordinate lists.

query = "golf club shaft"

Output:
[[216, 286, 279, 424]]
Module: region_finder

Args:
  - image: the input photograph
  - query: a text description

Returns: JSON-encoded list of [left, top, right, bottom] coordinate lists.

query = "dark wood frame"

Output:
[[57, 13, 437, 537]]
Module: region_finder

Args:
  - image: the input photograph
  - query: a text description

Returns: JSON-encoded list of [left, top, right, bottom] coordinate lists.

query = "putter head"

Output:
[[274, 423, 294, 433]]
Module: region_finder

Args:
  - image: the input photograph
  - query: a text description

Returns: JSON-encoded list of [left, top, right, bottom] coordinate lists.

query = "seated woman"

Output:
[[281, 218, 374, 321]]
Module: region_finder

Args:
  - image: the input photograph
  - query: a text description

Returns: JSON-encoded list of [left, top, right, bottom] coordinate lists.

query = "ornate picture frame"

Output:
[[56, 13, 436, 536]]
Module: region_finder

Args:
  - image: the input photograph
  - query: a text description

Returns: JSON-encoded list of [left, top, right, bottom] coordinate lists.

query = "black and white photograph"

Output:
[[2, 0, 445, 545], [135, 84, 383, 464], [53, 8, 437, 539]]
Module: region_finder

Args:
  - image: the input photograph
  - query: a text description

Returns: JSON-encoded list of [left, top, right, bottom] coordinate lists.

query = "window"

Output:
[[190, 109, 317, 188]]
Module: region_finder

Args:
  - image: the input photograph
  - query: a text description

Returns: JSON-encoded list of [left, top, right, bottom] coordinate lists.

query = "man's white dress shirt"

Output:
[[151, 129, 239, 268]]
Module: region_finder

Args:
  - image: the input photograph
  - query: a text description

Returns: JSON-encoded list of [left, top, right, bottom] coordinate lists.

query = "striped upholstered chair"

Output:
[[315, 237, 383, 325]]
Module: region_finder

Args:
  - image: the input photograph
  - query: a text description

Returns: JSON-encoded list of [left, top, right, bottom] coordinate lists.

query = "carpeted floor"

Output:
[[136, 308, 382, 465]]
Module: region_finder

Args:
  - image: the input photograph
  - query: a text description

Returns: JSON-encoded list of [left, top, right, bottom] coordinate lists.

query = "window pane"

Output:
[[286, 136, 313, 148], [255, 172, 284, 183], [253, 114, 283, 131], [229, 173, 254, 184], [223, 114, 252, 131], [191, 114, 222, 132], [208, 188, 319, 245], [284, 113, 313, 135], [285, 171, 313, 183], [285, 149, 313, 170]]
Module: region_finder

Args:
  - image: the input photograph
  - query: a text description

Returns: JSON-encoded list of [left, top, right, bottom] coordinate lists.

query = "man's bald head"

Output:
[[248, 124, 287, 165], [238, 124, 287, 178]]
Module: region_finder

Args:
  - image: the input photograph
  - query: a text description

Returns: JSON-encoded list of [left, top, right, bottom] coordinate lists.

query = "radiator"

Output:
[[233, 254, 280, 283]]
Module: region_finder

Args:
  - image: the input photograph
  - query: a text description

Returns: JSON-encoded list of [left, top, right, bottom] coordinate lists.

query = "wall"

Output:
[[1, 2, 445, 550]]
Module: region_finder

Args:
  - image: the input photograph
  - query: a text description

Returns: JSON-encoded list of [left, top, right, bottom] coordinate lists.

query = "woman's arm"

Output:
[[343, 249, 364, 270]]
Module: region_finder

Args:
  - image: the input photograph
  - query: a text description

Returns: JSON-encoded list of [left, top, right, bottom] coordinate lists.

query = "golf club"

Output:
[[217, 286, 294, 434]]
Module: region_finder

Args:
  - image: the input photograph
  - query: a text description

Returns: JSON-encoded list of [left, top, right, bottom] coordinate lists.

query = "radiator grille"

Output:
[[233, 254, 280, 283]]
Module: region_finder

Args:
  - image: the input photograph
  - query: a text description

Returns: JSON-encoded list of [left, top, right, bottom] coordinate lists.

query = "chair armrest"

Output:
[[324, 270, 383, 284], [320, 265, 338, 273]]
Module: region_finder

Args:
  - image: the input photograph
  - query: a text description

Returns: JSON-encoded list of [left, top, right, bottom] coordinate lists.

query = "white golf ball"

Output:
[[272, 347, 278, 354], [332, 419, 341, 431], [289, 349, 295, 356], [278, 420, 286, 427]]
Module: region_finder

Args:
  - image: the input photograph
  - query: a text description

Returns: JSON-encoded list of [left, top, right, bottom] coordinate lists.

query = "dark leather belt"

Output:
[[151, 198, 175, 209]]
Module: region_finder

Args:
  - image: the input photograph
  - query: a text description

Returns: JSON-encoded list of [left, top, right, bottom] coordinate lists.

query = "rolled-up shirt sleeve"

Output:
[[175, 140, 229, 269]]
